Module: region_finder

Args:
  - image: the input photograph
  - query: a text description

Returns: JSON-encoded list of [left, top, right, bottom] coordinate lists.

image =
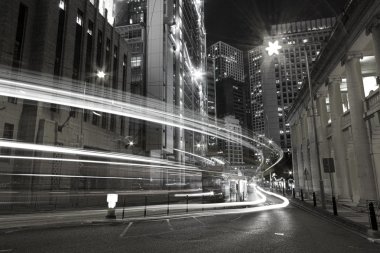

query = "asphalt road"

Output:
[[0, 197, 379, 253]]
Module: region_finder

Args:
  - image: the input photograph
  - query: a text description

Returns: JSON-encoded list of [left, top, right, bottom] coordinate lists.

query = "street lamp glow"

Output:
[[129, 141, 134, 146], [192, 69, 204, 80], [97, 70, 106, 78], [265, 41, 282, 56]]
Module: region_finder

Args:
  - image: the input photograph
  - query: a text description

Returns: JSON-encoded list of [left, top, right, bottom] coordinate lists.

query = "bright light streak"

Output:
[[0, 172, 152, 181], [174, 192, 214, 197], [0, 155, 201, 171], [173, 148, 215, 165], [0, 73, 283, 171], [0, 140, 197, 169], [92, 111, 102, 117]]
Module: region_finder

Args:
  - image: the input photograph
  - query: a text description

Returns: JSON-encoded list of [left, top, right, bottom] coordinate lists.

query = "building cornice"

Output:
[[287, 0, 380, 122]]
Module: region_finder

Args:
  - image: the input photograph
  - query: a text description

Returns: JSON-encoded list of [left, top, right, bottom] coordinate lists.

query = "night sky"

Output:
[[204, 0, 348, 52]]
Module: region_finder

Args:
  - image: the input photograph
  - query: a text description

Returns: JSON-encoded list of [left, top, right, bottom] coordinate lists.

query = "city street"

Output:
[[1, 195, 379, 253]]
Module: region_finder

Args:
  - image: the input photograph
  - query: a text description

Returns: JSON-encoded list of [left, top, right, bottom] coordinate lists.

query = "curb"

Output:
[[289, 198, 380, 241]]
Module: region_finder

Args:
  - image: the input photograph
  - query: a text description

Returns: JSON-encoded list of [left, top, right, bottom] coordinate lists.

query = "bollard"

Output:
[[332, 196, 338, 216], [312, 192, 316, 207], [230, 191, 232, 202], [122, 197, 126, 220], [292, 188, 296, 198], [243, 192, 245, 202], [300, 189, 304, 201], [144, 196, 147, 217], [282, 185, 285, 196], [186, 195, 189, 213], [368, 202, 378, 231], [167, 193, 170, 216]]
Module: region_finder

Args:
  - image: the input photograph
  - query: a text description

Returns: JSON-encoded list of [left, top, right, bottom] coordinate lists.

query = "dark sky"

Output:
[[204, 0, 348, 51]]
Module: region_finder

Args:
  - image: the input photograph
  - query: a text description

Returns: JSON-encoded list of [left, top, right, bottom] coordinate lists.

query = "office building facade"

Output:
[[248, 18, 335, 150], [0, 0, 134, 195], [115, 0, 207, 188]]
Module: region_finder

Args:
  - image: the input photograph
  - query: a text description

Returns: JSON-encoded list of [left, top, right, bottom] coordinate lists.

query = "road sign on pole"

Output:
[[323, 158, 335, 173]]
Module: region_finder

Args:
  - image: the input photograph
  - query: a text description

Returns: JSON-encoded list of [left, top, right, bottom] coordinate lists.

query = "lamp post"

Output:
[[303, 51, 326, 209]]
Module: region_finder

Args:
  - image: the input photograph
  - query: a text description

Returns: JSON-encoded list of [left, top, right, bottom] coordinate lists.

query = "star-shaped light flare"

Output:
[[266, 41, 282, 56]]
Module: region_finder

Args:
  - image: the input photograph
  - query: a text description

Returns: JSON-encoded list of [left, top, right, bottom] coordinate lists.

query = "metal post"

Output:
[[167, 193, 170, 216], [144, 196, 147, 217], [304, 51, 326, 209], [186, 195, 188, 213], [282, 181, 285, 196], [368, 202, 378, 231], [313, 192, 316, 207], [122, 197, 125, 219], [292, 188, 296, 198], [301, 189, 304, 201], [332, 196, 338, 216]]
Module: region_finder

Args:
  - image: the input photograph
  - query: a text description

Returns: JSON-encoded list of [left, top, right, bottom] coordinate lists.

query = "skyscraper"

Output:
[[208, 41, 245, 83], [249, 18, 336, 150], [116, 0, 207, 188]]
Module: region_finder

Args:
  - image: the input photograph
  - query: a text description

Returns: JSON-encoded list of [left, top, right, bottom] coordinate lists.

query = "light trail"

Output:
[[0, 140, 197, 169], [0, 70, 283, 175], [0, 155, 201, 171], [0, 73, 282, 154]]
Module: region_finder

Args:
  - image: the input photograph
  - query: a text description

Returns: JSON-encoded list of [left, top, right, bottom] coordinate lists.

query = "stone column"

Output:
[[370, 19, 380, 75], [316, 91, 332, 196], [290, 123, 300, 190], [344, 54, 377, 202], [327, 77, 351, 200], [301, 111, 313, 197], [306, 103, 320, 193], [295, 120, 305, 191]]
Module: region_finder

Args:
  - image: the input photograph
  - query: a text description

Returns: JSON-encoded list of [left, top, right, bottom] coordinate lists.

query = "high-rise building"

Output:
[[223, 116, 244, 165], [248, 18, 336, 150], [116, 1, 207, 177], [0, 0, 132, 192], [208, 41, 245, 83], [216, 78, 246, 128]]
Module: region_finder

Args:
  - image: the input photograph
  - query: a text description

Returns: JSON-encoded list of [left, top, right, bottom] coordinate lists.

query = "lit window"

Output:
[[59, 0, 65, 10], [76, 13, 83, 26]]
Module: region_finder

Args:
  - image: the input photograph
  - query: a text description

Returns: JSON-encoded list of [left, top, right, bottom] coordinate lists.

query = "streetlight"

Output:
[[265, 40, 326, 208], [97, 70, 106, 79]]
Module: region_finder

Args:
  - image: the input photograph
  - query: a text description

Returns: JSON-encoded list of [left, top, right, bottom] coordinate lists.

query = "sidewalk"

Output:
[[288, 193, 380, 240]]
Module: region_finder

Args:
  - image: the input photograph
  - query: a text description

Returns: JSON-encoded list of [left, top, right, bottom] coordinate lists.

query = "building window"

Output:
[[131, 56, 142, 68], [73, 10, 84, 80], [120, 117, 125, 136], [12, 3, 28, 70], [1, 123, 14, 162], [54, 0, 66, 76], [110, 115, 116, 132], [112, 46, 118, 89], [96, 30, 103, 68], [7, 97, 17, 104], [122, 54, 127, 92], [101, 113, 108, 129], [85, 20, 94, 80]]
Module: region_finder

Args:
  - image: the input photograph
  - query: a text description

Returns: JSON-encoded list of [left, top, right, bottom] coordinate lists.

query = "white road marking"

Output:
[[119, 222, 133, 238], [192, 216, 205, 225], [231, 215, 244, 222], [274, 232, 284, 236]]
